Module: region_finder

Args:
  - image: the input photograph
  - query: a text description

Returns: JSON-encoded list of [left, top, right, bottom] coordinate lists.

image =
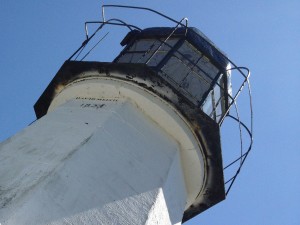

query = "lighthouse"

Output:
[[0, 5, 252, 225]]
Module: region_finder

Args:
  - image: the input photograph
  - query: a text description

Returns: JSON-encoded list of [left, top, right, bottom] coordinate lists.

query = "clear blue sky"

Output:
[[0, 1, 299, 224]]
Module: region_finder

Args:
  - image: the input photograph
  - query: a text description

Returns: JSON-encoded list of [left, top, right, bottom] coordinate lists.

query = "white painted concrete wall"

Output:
[[0, 99, 184, 224], [0, 77, 205, 224]]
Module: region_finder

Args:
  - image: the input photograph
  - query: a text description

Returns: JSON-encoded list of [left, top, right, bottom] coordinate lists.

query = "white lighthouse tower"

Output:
[[0, 5, 252, 225]]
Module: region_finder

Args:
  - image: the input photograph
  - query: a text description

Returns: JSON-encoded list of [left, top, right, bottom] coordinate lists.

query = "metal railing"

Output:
[[67, 4, 253, 196]]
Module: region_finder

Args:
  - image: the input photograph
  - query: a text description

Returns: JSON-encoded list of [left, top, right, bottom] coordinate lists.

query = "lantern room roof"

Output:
[[118, 27, 229, 70]]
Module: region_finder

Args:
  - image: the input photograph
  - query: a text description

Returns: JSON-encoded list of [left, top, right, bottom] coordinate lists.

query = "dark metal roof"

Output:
[[120, 27, 229, 70]]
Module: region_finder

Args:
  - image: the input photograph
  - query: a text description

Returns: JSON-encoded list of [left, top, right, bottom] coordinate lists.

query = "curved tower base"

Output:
[[0, 77, 206, 224]]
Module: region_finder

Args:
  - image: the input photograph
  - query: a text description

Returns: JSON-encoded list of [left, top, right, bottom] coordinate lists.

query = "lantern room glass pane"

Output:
[[117, 38, 179, 66], [115, 29, 230, 123]]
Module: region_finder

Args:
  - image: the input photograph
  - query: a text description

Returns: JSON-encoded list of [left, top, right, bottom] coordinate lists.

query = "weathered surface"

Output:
[[0, 97, 187, 224], [34, 62, 225, 222]]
